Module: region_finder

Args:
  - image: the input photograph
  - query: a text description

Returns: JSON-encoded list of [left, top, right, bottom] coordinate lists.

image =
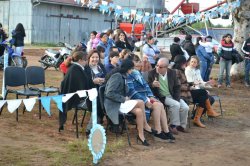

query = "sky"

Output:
[[165, 0, 232, 26]]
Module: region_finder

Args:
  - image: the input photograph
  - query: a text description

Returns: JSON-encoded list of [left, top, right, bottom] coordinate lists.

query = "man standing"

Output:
[[148, 57, 189, 134], [241, 33, 250, 87]]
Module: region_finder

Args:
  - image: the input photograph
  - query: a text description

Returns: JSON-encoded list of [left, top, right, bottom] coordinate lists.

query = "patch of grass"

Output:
[[43, 138, 126, 165]]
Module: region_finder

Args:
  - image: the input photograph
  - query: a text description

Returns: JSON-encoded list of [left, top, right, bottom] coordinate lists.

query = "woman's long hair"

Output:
[[15, 23, 26, 37]]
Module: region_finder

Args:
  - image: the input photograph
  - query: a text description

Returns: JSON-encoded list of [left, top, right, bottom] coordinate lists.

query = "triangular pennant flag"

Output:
[[62, 93, 75, 103], [87, 88, 98, 101], [23, 98, 36, 112], [76, 90, 87, 98], [0, 100, 6, 110], [40, 96, 51, 116], [7, 99, 22, 113], [52, 95, 63, 112]]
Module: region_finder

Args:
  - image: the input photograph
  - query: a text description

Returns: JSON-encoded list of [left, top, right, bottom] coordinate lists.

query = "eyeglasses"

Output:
[[156, 65, 167, 69]]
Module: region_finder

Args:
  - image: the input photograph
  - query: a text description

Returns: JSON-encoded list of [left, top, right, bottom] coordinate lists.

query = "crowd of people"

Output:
[[2, 22, 249, 146], [58, 27, 250, 147]]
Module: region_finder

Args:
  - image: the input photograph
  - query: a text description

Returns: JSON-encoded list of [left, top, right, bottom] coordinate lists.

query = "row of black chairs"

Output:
[[0, 66, 59, 121], [72, 84, 135, 145]]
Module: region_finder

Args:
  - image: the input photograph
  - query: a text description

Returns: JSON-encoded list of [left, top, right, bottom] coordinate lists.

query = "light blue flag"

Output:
[[52, 95, 63, 112], [41, 96, 51, 116]]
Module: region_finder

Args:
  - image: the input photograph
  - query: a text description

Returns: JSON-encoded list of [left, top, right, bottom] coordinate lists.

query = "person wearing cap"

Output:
[[148, 57, 189, 135], [241, 32, 250, 87], [142, 36, 161, 68]]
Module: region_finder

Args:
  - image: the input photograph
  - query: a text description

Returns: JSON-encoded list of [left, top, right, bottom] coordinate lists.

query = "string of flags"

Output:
[[74, 0, 241, 26], [0, 88, 98, 115]]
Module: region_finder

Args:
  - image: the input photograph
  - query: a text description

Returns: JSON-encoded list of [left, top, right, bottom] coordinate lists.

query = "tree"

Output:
[[230, 0, 250, 76]]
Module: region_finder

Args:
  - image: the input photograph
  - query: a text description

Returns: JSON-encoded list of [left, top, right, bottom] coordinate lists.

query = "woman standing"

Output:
[[105, 59, 152, 146], [142, 36, 160, 68], [217, 34, 234, 88], [0, 23, 7, 57], [12, 23, 26, 56]]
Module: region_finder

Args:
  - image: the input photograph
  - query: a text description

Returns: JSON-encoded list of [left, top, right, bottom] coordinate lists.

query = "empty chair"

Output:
[[1, 66, 41, 121], [26, 66, 59, 96]]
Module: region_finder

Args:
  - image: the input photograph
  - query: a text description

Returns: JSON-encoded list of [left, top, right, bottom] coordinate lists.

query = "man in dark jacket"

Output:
[[148, 57, 189, 134], [170, 37, 184, 62], [182, 34, 196, 58], [241, 33, 250, 87]]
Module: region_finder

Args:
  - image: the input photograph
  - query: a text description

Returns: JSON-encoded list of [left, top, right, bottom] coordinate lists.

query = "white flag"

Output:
[[87, 88, 98, 101], [0, 100, 6, 110], [76, 90, 87, 98], [7, 99, 22, 113], [23, 98, 36, 112], [62, 93, 75, 103]]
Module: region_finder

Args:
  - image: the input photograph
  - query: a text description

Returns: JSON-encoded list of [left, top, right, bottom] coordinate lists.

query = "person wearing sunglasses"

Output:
[[148, 57, 189, 134]]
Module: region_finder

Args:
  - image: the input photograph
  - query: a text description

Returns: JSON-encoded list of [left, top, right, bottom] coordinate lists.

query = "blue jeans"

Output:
[[200, 61, 208, 81], [218, 58, 232, 86], [245, 59, 250, 84]]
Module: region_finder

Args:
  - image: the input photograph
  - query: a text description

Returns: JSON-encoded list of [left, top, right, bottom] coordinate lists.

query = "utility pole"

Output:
[[152, 0, 155, 37]]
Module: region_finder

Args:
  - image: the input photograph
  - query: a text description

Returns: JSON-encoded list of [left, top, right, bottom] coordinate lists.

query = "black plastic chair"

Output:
[[72, 99, 88, 138], [0, 66, 41, 121], [26, 66, 59, 96]]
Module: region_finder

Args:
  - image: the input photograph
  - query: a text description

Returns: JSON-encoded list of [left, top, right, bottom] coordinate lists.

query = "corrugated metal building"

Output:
[[0, 0, 165, 44], [0, 0, 116, 44]]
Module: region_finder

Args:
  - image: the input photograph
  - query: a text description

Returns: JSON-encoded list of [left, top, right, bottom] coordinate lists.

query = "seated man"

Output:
[[148, 57, 189, 134]]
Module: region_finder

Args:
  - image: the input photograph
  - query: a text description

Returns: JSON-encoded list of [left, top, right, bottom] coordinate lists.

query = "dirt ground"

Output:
[[0, 48, 250, 166]]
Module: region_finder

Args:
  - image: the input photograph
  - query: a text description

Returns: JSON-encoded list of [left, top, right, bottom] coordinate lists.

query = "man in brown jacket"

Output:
[[148, 57, 189, 134]]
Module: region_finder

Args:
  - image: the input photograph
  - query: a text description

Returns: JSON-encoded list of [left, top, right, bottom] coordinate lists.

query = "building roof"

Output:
[[37, 0, 113, 7], [38, 0, 79, 6]]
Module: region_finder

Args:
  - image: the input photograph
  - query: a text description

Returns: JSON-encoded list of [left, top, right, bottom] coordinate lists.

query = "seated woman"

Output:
[[105, 59, 153, 146], [185, 56, 220, 128], [60, 44, 85, 75], [60, 51, 94, 131], [126, 54, 175, 142], [86, 49, 107, 124], [105, 51, 120, 73], [115, 31, 133, 52]]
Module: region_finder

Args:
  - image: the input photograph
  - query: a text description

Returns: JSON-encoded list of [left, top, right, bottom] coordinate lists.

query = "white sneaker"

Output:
[[245, 82, 250, 87]]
